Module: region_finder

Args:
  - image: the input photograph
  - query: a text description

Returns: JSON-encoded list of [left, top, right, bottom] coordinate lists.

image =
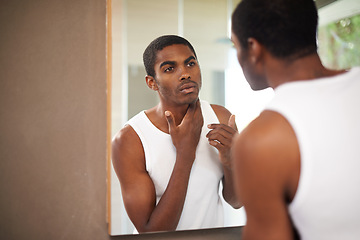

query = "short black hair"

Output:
[[143, 35, 197, 78], [232, 0, 318, 60]]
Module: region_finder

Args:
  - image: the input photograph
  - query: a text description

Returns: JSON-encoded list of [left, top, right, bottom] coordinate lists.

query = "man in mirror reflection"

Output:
[[231, 0, 360, 239], [112, 35, 241, 233]]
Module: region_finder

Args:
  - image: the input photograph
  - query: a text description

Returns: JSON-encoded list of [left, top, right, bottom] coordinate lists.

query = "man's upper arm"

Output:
[[232, 111, 299, 240], [111, 125, 157, 230]]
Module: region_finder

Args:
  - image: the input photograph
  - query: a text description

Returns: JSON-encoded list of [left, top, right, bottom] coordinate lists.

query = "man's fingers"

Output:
[[187, 99, 199, 115], [165, 110, 176, 132], [207, 131, 232, 146], [181, 103, 194, 125], [207, 124, 236, 135], [208, 139, 224, 149], [182, 99, 202, 125], [228, 114, 236, 129]]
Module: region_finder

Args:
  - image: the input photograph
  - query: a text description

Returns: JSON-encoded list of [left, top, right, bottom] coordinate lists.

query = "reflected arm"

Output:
[[208, 105, 242, 209], [111, 102, 203, 233], [112, 126, 192, 233]]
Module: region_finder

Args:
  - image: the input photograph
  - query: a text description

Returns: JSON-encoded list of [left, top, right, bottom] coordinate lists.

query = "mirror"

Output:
[[108, 0, 360, 235], [109, 0, 255, 235]]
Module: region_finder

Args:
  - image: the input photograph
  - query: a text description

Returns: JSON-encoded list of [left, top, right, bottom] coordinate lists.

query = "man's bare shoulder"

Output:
[[239, 111, 296, 147], [112, 124, 140, 148], [210, 104, 232, 124], [235, 110, 298, 156], [233, 110, 300, 200], [112, 124, 145, 170]]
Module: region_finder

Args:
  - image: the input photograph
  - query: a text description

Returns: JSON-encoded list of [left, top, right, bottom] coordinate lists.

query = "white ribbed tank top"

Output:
[[266, 67, 360, 240], [126, 100, 224, 230]]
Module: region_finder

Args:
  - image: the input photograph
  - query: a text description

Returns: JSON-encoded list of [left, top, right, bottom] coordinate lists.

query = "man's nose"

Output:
[[180, 74, 190, 81], [179, 68, 190, 81]]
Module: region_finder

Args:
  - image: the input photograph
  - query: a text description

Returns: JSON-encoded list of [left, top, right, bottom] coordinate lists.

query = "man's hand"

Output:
[[165, 100, 203, 161], [206, 114, 238, 168]]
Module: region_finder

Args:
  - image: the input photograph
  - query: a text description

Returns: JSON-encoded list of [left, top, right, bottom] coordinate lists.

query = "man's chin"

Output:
[[250, 84, 270, 91], [247, 77, 269, 91], [177, 91, 198, 102], [186, 95, 199, 105]]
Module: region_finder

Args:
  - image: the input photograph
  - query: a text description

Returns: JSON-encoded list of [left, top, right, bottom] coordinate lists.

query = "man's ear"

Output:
[[247, 37, 264, 64], [145, 75, 158, 91]]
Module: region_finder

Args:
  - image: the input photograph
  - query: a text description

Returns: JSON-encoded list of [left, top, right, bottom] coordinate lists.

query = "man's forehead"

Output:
[[155, 44, 195, 64]]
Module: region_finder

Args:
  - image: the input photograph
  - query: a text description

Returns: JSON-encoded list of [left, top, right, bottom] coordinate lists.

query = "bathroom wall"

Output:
[[0, 0, 110, 239]]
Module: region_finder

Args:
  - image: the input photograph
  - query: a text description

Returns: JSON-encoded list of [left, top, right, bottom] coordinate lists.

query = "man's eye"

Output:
[[188, 62, 196, 67], [164, 67, 174, 72]]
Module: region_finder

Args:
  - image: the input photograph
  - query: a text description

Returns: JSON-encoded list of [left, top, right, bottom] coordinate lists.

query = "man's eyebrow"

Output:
[[159, 60, 175, 69], [184, 56, 196, 64]]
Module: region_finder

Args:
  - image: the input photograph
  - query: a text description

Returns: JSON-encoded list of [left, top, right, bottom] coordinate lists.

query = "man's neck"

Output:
[[145, 102, 192, 134], [266, 53, 346, 89], [157, 102, 189, 125]]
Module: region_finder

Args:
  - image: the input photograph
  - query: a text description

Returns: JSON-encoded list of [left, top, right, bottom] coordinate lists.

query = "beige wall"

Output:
[[0, 0, 111, 239]]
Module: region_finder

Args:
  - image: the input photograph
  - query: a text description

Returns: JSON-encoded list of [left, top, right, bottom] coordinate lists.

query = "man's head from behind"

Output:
[[231, 0, 318, 61], [143, 35, 197, 78]]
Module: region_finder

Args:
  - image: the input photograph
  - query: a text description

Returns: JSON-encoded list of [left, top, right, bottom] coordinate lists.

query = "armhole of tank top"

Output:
[[287, 114, 311, 213], [127, 113, 152, 174]]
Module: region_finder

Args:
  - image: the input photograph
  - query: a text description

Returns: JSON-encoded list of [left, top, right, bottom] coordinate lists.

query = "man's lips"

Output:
[[179, 82, 198, 93]]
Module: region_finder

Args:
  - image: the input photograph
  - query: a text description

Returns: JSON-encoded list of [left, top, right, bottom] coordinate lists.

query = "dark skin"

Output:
[[231, 33, 347, 240], [112, 44, 241, 233]]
